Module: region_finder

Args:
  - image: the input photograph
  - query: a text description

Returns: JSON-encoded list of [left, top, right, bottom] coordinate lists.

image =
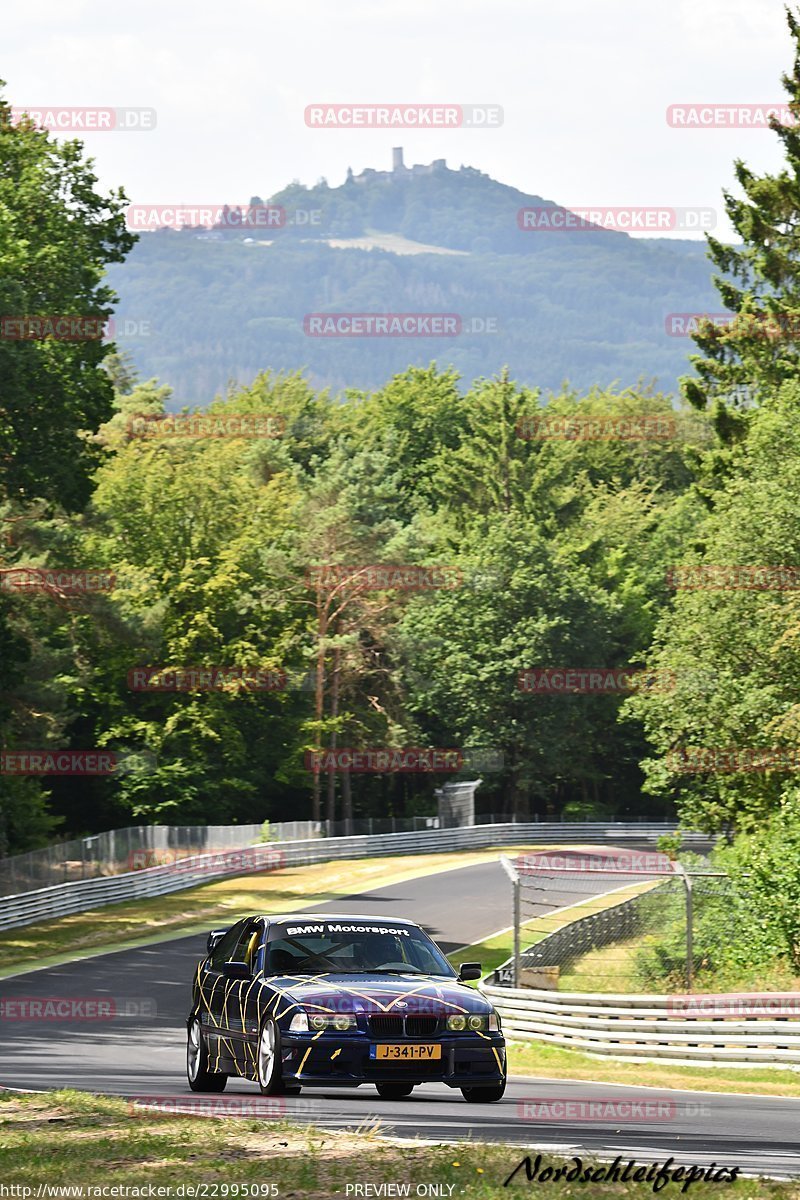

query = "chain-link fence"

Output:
[[495, 850, 735, 992], [0, 809, 519, 896], [0, 824, 265, 896]]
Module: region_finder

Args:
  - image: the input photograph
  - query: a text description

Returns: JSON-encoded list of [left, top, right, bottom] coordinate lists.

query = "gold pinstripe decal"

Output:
[[241, 976, 261, 1067], [196, 941, 497, 1082], [295, 1029, 324, 1079], [215, 979, 236, 1071]]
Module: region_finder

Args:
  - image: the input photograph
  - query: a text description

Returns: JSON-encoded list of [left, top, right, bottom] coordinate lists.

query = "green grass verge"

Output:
[[446, 879, 658, 982], [557, 931, 645, 992], [506, 1038, 800, 1098], [557, 930, 800, 995], [0, 1089, 794, 1198]]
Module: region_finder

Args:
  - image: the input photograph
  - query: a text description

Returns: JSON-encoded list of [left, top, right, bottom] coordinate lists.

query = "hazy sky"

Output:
[[4, 0, 794, 240]]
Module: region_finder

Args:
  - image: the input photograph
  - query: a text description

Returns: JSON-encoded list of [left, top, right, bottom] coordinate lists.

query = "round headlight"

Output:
[[310, 1014, 327, 1029], [448, 1015, 467, 1031], [467, 1015, 484, 1030], [333, 1015, 353, 1031]]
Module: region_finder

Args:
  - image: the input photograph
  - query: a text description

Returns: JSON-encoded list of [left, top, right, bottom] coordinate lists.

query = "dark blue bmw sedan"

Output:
[[187, 913, 506, 1103]]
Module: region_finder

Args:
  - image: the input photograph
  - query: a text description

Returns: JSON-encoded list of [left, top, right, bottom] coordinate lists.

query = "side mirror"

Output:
[[207, 928, 228, 955], [458, 962, 482, 982], [222, 960, 251, 981]]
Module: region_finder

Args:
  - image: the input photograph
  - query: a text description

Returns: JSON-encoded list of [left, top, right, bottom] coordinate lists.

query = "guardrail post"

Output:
[[675, 862, 694, 992], [500, 854, 521, 987], [513, 874, 521, 986]]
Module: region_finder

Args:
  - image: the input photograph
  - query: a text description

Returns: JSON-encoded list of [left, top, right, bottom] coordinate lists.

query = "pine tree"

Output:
[[682, 7, 800, 442]]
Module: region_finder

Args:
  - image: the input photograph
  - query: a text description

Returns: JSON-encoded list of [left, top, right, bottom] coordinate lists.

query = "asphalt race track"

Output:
[[2, 854, 800, 1178]]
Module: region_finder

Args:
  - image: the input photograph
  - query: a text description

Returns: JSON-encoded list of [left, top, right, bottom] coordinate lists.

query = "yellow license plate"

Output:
[[372, 1043, 441, 1060]]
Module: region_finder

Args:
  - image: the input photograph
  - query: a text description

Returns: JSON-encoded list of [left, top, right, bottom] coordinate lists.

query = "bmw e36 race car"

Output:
[[187, 912, 507, 1102]]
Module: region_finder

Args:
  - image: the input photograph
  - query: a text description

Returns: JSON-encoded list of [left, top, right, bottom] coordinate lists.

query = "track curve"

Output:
[[2, 855, 799, 1178]]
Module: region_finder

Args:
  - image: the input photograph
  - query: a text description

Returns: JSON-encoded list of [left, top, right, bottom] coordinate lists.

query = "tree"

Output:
[[681, 8, 800, 444], [394, 512, 623, 819], [626, 380, 800, 834], [353, 365, 467, 519], [0, 88, 135, 510], [263, 440, 416, 822], [0, 86, 134, 852], [426, 371, 540, 521]]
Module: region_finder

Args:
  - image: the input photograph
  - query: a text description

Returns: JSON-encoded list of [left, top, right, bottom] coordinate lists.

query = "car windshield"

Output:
[[265, 920, 456, 977]]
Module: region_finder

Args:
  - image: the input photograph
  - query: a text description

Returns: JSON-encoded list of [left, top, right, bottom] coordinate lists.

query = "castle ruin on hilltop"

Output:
[[347, 147, 451, 184]]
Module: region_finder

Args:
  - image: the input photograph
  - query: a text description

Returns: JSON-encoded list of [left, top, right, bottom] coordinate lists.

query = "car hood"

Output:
[[265, 972, 492, 1016]]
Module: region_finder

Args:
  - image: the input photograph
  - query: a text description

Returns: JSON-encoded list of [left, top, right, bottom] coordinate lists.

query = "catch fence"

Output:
[[494, 849, 734, 992]]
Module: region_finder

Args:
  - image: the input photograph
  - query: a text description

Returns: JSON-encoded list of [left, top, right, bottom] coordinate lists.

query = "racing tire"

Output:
[[257, 1018, 293, 1095], [187, 1017, 228, 1092], [375, 1083, 415, 1100], [461, 1080, 506, 1103]]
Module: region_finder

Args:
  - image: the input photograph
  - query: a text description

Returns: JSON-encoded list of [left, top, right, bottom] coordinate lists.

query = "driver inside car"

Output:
[[357, 933, 408, 971], [266, 946, 298, 975]]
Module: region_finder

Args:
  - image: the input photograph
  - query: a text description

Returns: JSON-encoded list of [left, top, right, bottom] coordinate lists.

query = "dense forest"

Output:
[[5, 8, 800, 879], [2, 360, 716, 846], [105, 165, 718, 400]]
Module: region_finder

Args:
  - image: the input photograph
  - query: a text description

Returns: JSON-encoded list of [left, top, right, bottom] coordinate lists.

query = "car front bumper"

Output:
[[280, 1033, 507, 1087]]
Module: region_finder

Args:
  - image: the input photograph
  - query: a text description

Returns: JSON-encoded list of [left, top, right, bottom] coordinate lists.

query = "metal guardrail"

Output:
[[482, 981, 800, 1067], [0, 812, 540, 896], [0, 820, 336, 897], [0, 822, 697, 932]]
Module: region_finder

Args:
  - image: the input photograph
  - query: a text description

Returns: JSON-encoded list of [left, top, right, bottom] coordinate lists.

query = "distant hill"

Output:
[[106, 152, 719, 403]]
